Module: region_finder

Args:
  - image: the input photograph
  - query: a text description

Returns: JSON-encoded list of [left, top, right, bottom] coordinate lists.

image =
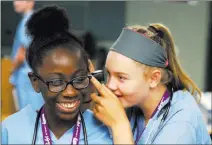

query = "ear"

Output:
[[149, 69, 162, 88], [88, 59, 95, 73], [28, 72, 41, 93]]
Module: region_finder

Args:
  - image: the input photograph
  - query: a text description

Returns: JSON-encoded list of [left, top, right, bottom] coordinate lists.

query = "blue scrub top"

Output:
[[10, 11, 45, 111], [126, 90, 211, 144], [2, 105, 113, 144]]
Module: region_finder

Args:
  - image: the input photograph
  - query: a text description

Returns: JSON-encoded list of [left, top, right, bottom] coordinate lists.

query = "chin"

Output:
[[58, 110, 79, 121]]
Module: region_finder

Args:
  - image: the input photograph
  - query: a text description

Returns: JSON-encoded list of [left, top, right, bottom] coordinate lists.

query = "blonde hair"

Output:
[[128, 23, 201, 97]]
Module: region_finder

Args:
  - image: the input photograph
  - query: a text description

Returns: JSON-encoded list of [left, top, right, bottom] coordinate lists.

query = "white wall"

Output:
[[126, 1, 209, 90]]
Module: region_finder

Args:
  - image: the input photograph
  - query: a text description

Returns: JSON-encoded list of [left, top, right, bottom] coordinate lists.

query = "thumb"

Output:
[[88, 59, 95, 73]]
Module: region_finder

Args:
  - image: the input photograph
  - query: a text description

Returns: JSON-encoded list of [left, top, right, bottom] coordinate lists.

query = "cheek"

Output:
[[80, 85, 93, 101], [120, 79, 142, 93], [119, 81, 140, 101], [117, 82, 139, 108], [39, 83, 57, 103], [119, 80, 149, 103], [119, 81, 136, 96]]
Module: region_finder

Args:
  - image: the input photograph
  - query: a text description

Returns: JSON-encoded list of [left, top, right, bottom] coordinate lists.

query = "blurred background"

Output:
[[1, 0, 211, 136]]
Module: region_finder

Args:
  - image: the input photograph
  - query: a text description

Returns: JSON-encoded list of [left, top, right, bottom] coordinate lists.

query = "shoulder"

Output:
[[168, 90, 202, 123], [2, 105, 37, 143], [162, 90, 211, 143], [2, 105, 36, 126], [154, 119, 211, 144]]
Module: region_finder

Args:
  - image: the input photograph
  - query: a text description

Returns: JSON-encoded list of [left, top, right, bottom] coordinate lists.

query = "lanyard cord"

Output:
[[32, 107, 42, 145], [149, 88, 173, 143], [32, 108, 88, 145], [132, 111, 137, 135], [79, 111, 88, 145], [132, 88, 173, 144]]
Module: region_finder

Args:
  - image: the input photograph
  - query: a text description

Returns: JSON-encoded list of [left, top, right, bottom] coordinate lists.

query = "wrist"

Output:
[[111, 121, 134, 144], [111, 120, 129, 130], [110, 113, 129, 128], [111, 120, 131, 135]]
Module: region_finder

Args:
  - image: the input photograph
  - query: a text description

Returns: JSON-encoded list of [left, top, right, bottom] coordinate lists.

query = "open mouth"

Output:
[[56, 100, 80, 113]]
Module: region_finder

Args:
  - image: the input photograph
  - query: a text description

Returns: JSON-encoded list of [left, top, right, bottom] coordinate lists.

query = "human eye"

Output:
[[48, 80, 65, 86], [119, 76, 127, 80], [117, 75, 129, 83], [73, 77, 87, 84]]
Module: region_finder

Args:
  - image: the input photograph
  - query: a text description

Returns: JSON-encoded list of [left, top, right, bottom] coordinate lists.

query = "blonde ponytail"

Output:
[[128, 23, 201, 97]]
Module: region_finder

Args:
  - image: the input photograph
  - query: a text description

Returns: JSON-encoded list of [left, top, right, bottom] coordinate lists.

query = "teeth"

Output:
[[59, 101, 78, 109]]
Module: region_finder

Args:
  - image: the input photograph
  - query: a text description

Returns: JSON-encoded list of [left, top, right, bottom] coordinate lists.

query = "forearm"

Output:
[[111, 122, 134, 144]]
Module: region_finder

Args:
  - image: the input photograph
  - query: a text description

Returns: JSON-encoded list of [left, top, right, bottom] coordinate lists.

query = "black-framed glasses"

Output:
[[34, 73, 92, 93]]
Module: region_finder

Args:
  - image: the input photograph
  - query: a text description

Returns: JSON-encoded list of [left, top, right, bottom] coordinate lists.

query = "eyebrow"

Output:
[[47, 73, 64, 78], [47, 69, 87, 78], [115, 72, 130, 77], [74, 69, 88, 75], [105, 68, 130, 77]]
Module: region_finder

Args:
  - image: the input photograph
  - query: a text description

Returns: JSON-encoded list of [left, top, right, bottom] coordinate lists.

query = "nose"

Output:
[[106, 76, 118, 92], [62, 84, 78, 97]]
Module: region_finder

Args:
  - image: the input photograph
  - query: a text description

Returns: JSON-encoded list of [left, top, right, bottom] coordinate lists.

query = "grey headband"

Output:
[[110, 28, 168, 68]]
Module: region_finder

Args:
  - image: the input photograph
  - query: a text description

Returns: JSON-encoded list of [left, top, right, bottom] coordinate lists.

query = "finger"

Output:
[[90, 93, 104, 106], [92, 107, 102, 122], [102, 84, 117, 99], [92, 105, 99, 116], [90, 99, 95, 110], [88, 59, 95, 73], [92, 103, 103, 116], [92, 105, 97, 113], [90, 76, 102, 90], [90, 77, 107, 97], [94, 104, 103, 113]]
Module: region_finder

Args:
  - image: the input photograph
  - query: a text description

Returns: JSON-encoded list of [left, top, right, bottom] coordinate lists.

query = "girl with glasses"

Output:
[[2, 5, 112, 144]]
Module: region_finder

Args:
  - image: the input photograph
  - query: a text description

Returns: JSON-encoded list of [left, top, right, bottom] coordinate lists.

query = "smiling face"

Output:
[[29, 47, 91, 121], [105, 51, 151, 108]]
